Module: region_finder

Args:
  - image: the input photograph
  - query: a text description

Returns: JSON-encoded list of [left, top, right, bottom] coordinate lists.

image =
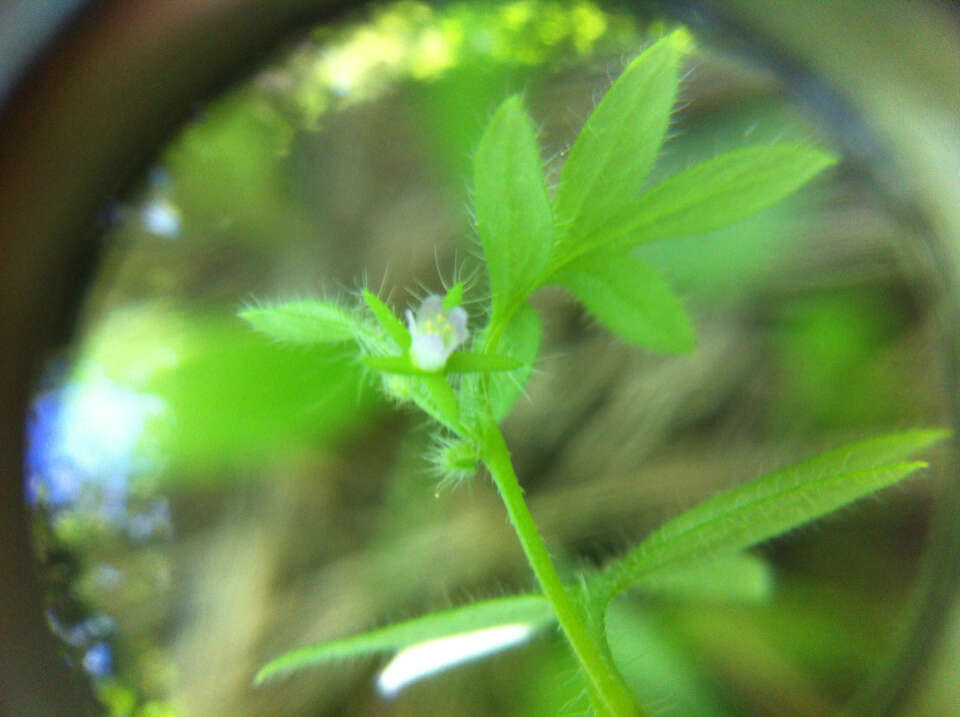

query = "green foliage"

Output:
[[240, 27, 938, 717], [606, 603, 732, 716], [254, 595, 554, 684], [238, 301, 369, 345], [81, 306, 376, 479], [557, 250, 694, 352], [474, 95, 553, 327], [445, 352, 523, 373], [364, 352, 521, 375], [627, 552, 772, 604], [771, 289, 906, 430], [486, 303, 542, 420], [443, 282, 465, 312], [552, 33, 680, 247], [420, 372, 461, 430], [363, 290, 411, 350], [597, 430, 946, 602], [552, 144, 837, 272]]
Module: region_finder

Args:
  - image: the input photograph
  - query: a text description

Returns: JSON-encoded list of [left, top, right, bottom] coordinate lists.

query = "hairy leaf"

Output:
[[363, 290, 411, 350], [238, 301, 365, 345], [600, 429, 946, 601], [553, 32, 680, 248], [475, 96, 553, 325], [255, 594, 552, 684], [550, 144, 837, 273], [557, 251, 693, 353]]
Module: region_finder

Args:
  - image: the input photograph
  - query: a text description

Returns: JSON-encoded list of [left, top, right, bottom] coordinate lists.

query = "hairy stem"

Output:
[[479, 418, 642, 717]]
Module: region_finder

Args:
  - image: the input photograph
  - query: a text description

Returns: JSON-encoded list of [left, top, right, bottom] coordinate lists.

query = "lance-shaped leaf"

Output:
[[474, 95, 553, 325], [599, 429, 947, 602], [363, 290, 411, 350], [549, 144, 837, 274], [557, 251, 693, 353], [553, 32, 681, 247], [255, 594, 552, 684], [238, 301, 366, 345]]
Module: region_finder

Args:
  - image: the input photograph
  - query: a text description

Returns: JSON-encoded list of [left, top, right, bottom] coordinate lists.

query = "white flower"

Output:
[[406, 295, 468, 372]]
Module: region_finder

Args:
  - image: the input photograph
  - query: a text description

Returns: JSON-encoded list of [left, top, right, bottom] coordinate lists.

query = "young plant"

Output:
[[240, 31, 946, 717]]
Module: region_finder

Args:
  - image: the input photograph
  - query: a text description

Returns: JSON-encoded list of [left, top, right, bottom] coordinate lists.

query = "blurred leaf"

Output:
[[551, 144, 837, 272], [363, 355, 421, 374], [599, 429, 947, 600], [238, 301, 368, 345], [80, 307, 378, 479], [606, 602, 733, 717], [255, 594, 552, 684], [445, 352, 523, 373], [165, 93, 294, 242], [363, 290, 411, 350], [630, 552, 773, 604], [557, 251, 693, 353], [363, 353, 519, 376], [474, 95, 553, 325], [771, 289, 906, 430], [421, 373, 460, 430], [487, 303, 542, 421], [553, 33, 680, 246]]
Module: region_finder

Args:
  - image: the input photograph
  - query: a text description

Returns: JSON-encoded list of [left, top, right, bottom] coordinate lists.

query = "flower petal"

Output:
[[410, 333, 448, 372], [415, 296, 446, 324]]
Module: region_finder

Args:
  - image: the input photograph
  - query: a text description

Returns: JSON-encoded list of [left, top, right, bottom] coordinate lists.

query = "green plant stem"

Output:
[[480, 418, 642, 717]]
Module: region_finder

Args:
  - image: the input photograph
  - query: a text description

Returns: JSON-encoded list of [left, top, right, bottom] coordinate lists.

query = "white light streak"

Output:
[[376, 623, 536, 697]]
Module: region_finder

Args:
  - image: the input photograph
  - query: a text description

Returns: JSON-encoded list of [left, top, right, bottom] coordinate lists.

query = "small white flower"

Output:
[[406, 295, 468, 372]]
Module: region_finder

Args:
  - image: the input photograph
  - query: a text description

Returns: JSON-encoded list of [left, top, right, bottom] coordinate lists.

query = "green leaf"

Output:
[[363, 352, 520, 376], [255, 594, 552, 684], [79, 306, 378, 480], [553, 33, 680, 247], [446, 352, 523, 373], [557, 251, 693, 353], [363, 355, 421, 374], [629, 553, 773, 604], [238, 301, 365, 345], [421, 373, 460, 429], [550, 144, 838, 273], [488, 303, 542, 420], [600, 429, 947, 601], [443, 282, 464, 312], [606, 603, 731, 717], [363, 290, 411, 350], [474, 95, 553, 325]]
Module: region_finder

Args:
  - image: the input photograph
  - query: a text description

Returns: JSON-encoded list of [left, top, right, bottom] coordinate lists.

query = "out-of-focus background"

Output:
[[2, 1, 959, 716]]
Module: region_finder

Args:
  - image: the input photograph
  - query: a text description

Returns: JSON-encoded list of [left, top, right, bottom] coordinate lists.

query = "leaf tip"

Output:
[[252, 664, 276, 687], [665, 27, 695, 55]]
